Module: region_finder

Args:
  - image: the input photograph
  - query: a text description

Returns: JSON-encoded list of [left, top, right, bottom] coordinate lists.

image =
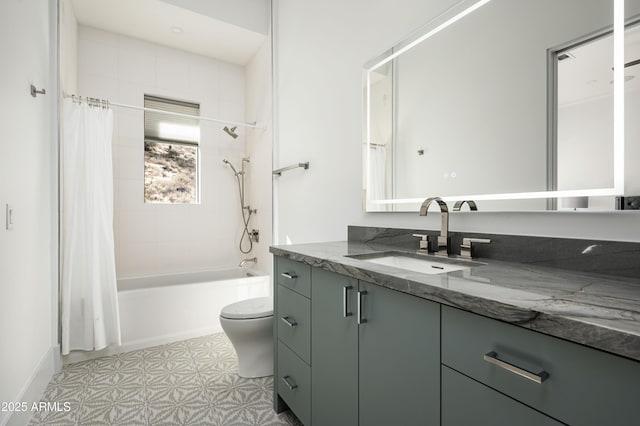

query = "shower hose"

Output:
[[225, 158, 253, 254]]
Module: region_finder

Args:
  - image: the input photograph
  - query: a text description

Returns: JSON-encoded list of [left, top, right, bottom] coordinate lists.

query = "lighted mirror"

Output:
[[364, 0, 639, 212]]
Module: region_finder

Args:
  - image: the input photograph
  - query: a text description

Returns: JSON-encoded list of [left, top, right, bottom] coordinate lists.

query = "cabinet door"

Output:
[[311, 268, 358, 426], [442, 366, 562, 426], [358, 281, 440, 426]]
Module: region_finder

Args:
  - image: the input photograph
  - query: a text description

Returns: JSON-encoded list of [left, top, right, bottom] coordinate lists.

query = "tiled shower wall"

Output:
[[77, 25, 250, 278]]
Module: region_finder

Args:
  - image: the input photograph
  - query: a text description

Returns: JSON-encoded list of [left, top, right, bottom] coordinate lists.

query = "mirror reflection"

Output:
[[557, 23, 640, 210], [364, 0, 640, 212]]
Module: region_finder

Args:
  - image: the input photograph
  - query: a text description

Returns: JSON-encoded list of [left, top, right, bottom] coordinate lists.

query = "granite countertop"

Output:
[[270, 240, 640, 362]]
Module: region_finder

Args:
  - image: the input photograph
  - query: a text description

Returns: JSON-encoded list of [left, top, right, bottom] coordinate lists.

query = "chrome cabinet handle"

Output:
[[280, 272, 298, 280], [483, 351, 549, 384], [282, 375, 298, 390], [281, 316, 298, 327], [357, 290, 367, 324], [343, 285, 353, 317]]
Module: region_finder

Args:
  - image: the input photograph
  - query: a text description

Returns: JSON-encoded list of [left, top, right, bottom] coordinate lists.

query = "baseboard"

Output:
[[63, 326, 223, 364], [2, 346, 57, 426]]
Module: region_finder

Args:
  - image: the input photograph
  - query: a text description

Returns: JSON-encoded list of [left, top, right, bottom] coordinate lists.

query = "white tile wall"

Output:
[[78, 25, 252, 278]]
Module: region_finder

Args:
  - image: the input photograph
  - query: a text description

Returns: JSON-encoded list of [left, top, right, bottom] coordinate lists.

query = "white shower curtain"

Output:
[[61, 101, 121, 355]]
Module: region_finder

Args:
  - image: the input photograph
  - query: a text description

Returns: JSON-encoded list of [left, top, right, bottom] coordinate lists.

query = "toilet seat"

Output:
[[220, 297, 273, 320]]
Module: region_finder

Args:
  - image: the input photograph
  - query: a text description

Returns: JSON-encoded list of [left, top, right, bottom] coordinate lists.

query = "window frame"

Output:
[[143, 95, 201, 204]]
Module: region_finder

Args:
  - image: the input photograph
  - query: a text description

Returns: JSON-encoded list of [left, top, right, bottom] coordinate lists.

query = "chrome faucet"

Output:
[[453, 200, 478, 211], [419, 197, 449, 257], [239, 257, 257, 267]]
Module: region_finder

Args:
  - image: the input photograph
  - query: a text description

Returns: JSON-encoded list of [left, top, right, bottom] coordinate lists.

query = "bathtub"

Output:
[[116, 268, 271, 351]]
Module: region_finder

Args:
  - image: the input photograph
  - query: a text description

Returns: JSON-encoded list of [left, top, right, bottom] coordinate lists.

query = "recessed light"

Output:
[[170, 26, 184, 34]]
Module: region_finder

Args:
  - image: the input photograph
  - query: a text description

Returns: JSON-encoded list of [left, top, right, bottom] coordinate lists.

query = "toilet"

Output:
[[220, 297, 274, 378]]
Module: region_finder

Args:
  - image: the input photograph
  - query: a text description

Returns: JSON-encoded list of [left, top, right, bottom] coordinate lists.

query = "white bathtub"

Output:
[[116, 268, 271, 351], [65, 268, 270, 363]]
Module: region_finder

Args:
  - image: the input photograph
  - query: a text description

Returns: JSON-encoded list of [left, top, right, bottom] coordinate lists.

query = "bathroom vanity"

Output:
[[271, 227, 640, 426]]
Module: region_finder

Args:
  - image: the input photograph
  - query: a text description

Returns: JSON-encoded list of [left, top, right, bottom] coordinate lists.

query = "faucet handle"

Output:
[[460, 238, 491, 259], [412, 234, 429, 251]]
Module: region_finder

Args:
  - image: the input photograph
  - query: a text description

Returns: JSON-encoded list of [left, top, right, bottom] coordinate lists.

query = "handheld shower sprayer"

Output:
[[223, 158, 254, 254], [223, 159, 238, 175]]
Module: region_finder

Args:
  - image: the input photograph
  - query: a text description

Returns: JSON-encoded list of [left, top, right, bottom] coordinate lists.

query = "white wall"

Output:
[[558, 96, 614, 192], [558, 86, 640, 210], [77, 25, 251, 278], [0, 1, 56, 424], [245, 38, 274, 279], [626, 88, 640, 197], [274, 0, 640, 244], [59, 0, 77, 94]]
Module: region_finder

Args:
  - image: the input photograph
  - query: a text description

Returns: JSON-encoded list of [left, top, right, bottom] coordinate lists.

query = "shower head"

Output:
[[223, 126, 239, 139]]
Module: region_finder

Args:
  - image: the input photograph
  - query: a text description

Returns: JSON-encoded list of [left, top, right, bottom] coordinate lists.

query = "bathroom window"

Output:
[[143, 95, 200, 204]]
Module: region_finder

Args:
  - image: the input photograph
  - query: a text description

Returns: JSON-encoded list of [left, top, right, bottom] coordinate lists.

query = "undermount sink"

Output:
[[348, 252, 477, 275]]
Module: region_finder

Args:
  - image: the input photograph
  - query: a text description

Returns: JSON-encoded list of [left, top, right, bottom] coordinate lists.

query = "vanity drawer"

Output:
[[277, 285, 311, 364], [276, 257, 311, 298], [442, 306, 640, 426], [442, 365, 561, 426], [277, 341, 311, 426]]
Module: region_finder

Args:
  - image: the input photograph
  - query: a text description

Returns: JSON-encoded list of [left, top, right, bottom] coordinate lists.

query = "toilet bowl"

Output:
[[220, 297, 274, 378]]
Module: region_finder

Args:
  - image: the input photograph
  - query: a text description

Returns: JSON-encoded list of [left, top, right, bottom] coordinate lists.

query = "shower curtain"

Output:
[[61, 101, 121, 355]]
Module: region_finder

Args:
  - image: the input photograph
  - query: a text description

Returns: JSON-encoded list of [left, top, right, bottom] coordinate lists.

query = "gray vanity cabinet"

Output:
[[274, 248, 640, 426], [311, 268, 440, 426], [442, 306, 640, 426]]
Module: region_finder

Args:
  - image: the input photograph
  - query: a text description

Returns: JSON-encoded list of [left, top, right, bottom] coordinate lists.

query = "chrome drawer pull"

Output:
[[357, 290, 367, 324], [343, 285, 353, 318], [282, 375, 298, 390], [281, 316, 298, 327], [483, 351, 549, 384], [280, 272, 298, 280]]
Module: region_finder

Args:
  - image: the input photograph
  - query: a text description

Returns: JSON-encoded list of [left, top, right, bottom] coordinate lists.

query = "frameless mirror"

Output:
[[364, 0, 640, 212]]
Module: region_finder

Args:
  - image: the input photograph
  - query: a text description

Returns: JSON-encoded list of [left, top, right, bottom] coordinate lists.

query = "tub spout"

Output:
[[239, 257, 257, 267]]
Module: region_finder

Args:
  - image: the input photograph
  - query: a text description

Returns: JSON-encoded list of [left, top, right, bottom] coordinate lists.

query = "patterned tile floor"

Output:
[[29, 333, 302, 426]]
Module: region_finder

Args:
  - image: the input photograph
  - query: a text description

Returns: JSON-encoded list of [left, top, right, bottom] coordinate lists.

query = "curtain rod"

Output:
[[62, 92, 260, 129]]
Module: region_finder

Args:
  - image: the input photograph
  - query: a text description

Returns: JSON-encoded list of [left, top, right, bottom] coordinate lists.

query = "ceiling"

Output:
[[70, 0, 267, 66], [558, 23, 640, 106]]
